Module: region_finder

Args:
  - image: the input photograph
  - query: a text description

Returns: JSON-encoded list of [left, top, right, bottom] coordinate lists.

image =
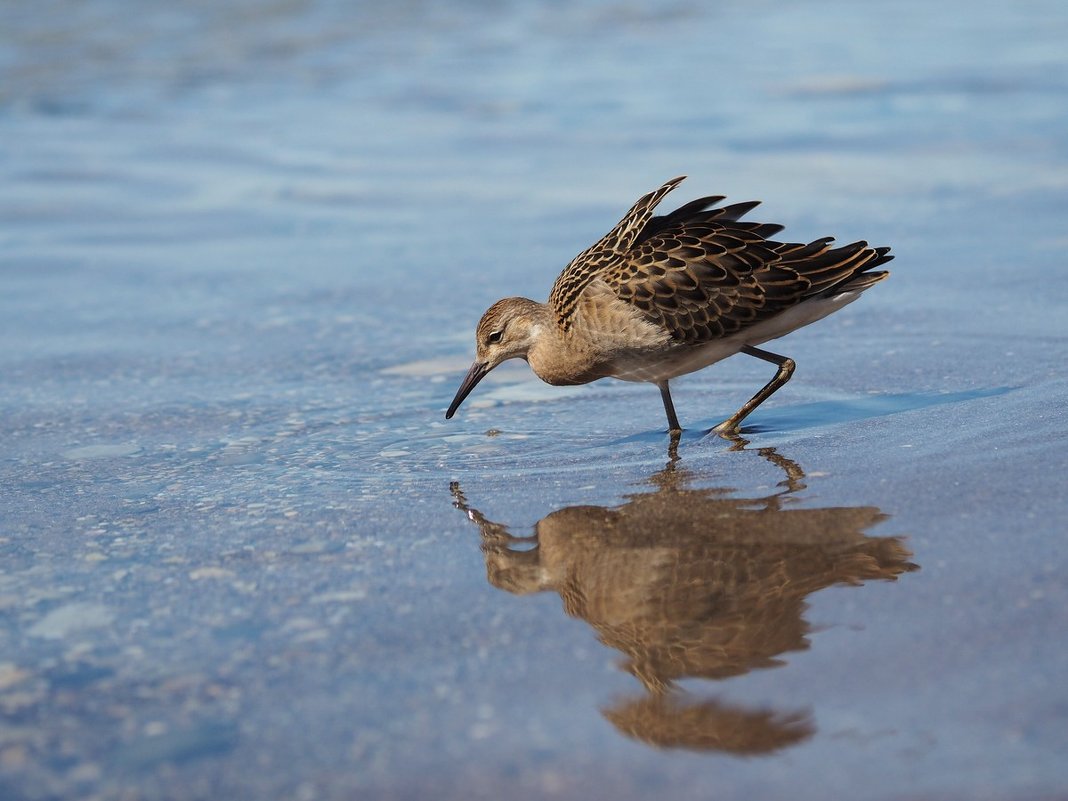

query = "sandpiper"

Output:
[[446, 176, 891, 434]]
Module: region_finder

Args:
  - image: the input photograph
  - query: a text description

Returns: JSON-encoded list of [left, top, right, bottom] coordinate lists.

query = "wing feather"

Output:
[[602, 189, 892, 343], [549, 177, 892, 341], [548, 176, 686, 324]]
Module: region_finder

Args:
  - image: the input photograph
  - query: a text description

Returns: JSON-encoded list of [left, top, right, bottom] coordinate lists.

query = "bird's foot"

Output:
[[710, 420, 741, 436]]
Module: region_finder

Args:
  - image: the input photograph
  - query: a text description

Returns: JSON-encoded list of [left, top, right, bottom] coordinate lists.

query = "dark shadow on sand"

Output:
[[608, 388, 1015, 446], [736, 387, 1015, 434]]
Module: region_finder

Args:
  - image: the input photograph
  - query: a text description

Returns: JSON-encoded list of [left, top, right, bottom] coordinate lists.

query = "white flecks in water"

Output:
[[27, 602, 114, 640], [482, 380, 588, 404], [188, 567, 236, 581], [62, 443, 141, 460], [381, 356, 472, 377], [310, 588, 368, 604], [442, 434, 480, 444], [0, 664, 31, 691]]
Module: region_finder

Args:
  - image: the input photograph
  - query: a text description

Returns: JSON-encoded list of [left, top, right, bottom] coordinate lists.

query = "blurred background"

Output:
[[2, 1, 1066, 799]]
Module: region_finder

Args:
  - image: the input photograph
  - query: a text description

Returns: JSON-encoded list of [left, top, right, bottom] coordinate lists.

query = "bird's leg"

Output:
[[658, 380, 682, 433], [713, 345, 795, 434]]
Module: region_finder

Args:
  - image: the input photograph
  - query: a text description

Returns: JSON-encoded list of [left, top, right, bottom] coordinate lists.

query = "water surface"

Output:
[[2, 1, 1067, 799]]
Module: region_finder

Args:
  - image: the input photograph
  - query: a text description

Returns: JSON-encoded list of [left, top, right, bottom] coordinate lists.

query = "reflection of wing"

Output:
[[537, 494, 912, 690], [603, 696, 812, 755]]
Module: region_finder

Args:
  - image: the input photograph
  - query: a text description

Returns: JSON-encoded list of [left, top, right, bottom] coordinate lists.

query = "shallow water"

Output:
[[2, 1, 1068, 799]]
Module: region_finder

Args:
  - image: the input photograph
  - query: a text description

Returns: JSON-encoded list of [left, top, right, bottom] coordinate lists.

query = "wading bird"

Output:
[[446, 176, 890, 434]]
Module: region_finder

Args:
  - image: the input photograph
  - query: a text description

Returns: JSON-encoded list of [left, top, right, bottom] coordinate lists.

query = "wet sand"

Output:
[[2, 1, 1067, 799]]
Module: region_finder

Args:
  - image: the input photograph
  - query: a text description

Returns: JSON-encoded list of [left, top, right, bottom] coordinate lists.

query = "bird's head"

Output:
[[445, 297, 545, 419]]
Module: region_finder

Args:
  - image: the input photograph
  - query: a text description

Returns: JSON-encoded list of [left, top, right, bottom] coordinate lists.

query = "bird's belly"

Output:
[[746, 290, 861, 346], [609, 290, 863, 384], [609, 339, 745, 383]]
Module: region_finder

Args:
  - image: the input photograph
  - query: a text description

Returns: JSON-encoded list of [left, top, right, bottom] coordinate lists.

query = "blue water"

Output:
[[2, 1, 1068, 799]]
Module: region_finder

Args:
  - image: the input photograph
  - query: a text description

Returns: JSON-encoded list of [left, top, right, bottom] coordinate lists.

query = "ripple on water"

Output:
[[367, 351, 1018, 489], [366, 425, 679, 487]]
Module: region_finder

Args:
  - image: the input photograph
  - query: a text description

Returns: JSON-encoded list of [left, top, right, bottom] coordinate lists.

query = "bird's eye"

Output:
[[487, 330, 503, 344]]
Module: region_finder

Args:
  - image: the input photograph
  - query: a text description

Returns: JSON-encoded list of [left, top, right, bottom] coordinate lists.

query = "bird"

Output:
[[445, 175, 891, 435]]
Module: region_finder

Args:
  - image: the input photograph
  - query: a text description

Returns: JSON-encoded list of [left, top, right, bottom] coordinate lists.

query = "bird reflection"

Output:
[[451, 438, 917, 755]]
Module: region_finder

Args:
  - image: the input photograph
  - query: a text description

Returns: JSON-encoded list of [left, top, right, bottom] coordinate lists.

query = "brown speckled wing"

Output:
[[605, 199, 893, 344], [549, 176, 686, 326]]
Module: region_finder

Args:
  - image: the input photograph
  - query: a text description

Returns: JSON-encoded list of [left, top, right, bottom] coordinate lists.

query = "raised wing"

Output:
[[548, 176, 686, 326], [603, 196, 892, 344]]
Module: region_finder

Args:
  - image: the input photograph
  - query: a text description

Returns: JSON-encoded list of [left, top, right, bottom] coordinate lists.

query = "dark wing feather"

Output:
[[549, 176, 686, 326], [605, 199, 892, 344]]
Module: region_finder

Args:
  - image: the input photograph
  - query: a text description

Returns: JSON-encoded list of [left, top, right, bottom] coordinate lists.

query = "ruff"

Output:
[[446, 176, 891, 434]]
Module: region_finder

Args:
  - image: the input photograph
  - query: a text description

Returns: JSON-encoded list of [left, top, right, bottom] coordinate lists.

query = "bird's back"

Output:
[[549, 177, 892, 346]]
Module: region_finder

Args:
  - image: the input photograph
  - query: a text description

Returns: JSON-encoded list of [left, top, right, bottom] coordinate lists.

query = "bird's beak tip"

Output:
[[445, 360, 490, 421]]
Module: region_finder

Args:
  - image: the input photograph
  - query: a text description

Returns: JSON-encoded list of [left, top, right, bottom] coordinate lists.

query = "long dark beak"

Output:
[[445, 361, 490, 419]]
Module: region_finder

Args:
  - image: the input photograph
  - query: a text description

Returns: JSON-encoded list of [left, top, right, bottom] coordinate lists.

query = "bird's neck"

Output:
[[527, 313, 600, 386]]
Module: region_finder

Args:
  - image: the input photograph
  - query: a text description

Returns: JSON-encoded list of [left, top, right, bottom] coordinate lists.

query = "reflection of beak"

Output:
[[445, 361, 490, 419]]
